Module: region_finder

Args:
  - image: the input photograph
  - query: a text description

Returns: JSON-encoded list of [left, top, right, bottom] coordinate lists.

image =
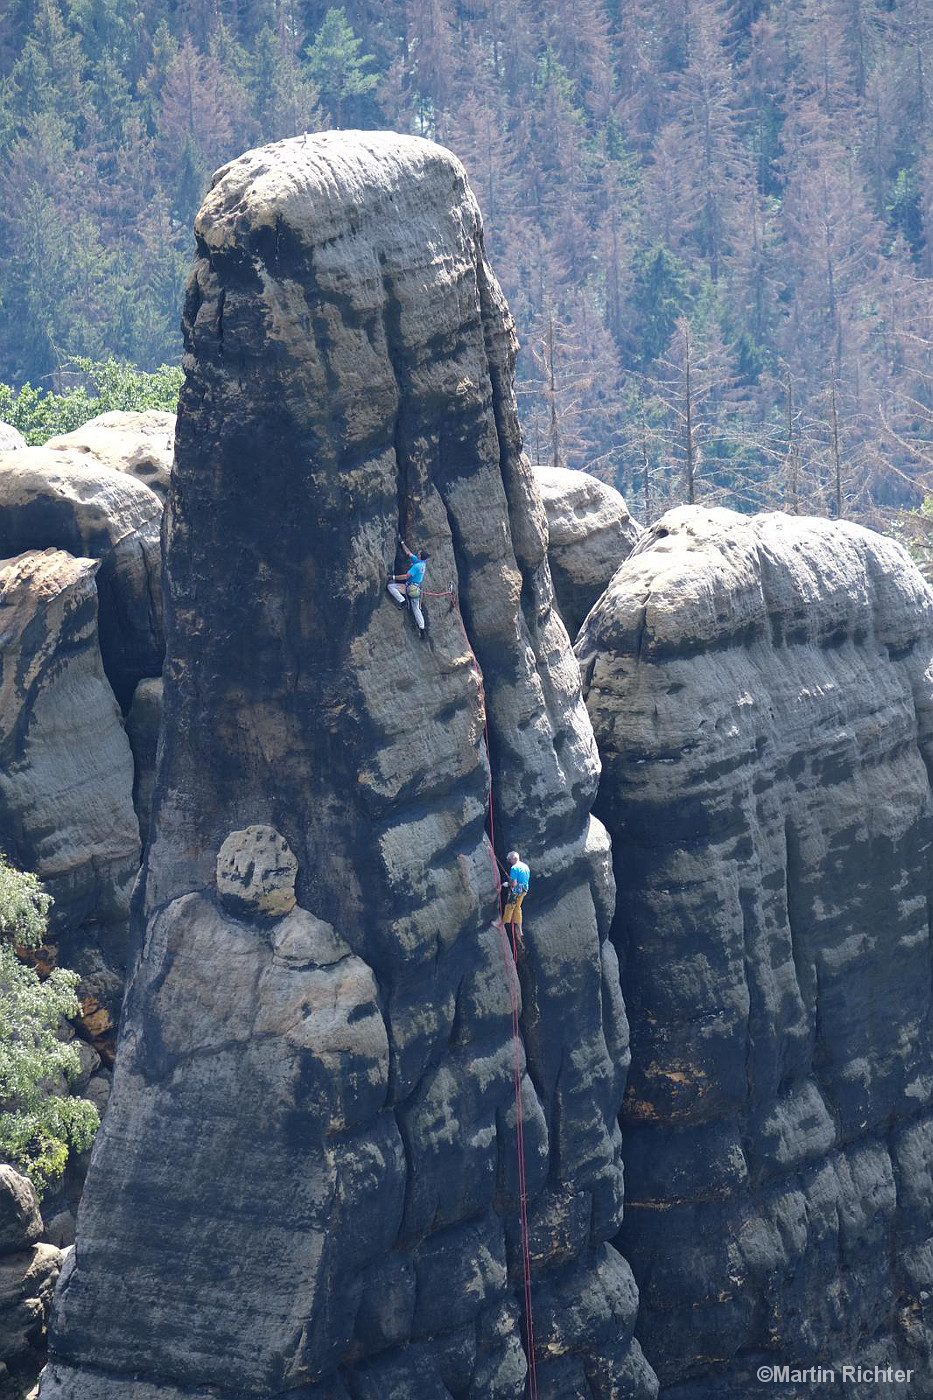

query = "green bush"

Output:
[[0, 857, 100, 1197], [0, 356, 182, 446], [895, 495, 933, 586]]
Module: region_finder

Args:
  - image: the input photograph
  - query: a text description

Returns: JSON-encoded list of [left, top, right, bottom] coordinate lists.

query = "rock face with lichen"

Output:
[[40, 132, 656, 1400], [576, 506, 933, 1396]]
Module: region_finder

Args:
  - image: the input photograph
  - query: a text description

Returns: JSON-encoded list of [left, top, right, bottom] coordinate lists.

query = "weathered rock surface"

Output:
[[44, 411, 175, 501], [577, 506, 933, 1395], [0, 1244, 62, 1375], [0, 549, 139, 1029], [534, 465, 640, 637], [124, 678, 162, 848], [215, 823, 299, 917], [0, 1168, 62, 1378], [41, 133, 654, 1400], [0, 1170, 41, 1258], [0, 445, 163, 707], [0, 424, 26, 452]]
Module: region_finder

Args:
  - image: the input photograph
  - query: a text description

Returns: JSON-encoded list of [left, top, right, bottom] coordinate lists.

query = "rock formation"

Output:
[[0, 443, 163, 708], [40, 133, 656, 1400], [0, 1168, 63, 1388], [0, 424, 25, 452], [0, 549, 140, 1049], [577, 506, 933, 1394], [44, 411, 175, 501], [533, 466, 640, 637], [124, 678, 162, 847]]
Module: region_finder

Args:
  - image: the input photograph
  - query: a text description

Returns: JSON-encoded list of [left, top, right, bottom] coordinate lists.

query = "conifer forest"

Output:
[[3, 0, 933, 534]]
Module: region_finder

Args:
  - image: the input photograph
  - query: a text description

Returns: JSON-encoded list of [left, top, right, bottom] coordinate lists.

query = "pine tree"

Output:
[[304, 6, 378, 127], [628, 241, 693, 365]]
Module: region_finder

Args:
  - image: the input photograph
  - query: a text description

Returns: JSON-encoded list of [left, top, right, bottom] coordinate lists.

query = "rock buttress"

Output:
[[41, 133, 657, 1400], [0, 548, 140, 1050], [577, 506, 933, 1395], [533, 466, 641, 638], [0, 443, 164, 709]]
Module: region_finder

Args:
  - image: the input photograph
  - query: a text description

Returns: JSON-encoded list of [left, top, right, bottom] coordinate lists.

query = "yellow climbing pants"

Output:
[[503, 890, 526, 925]]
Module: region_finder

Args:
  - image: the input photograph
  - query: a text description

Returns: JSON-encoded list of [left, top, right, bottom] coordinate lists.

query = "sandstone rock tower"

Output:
[[578, 507, 933, 1394], [41, 134, 656, 1400]]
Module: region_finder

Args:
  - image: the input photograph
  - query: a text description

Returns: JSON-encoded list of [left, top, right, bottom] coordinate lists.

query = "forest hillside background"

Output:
[[3, 0, 933, 538]]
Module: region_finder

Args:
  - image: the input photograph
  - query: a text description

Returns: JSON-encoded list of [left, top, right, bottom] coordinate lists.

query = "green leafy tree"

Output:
[[0, 857, 99, 1197], [305, 7, 377, 127], [897, 494, 933, 582], [0, 356, 183, 444]]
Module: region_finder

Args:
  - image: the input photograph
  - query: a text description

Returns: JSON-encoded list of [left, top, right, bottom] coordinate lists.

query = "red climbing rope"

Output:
[[423, 583, 539, 1399]]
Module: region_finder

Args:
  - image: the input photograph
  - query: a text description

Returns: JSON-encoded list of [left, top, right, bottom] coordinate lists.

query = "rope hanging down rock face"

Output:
[[421, 581, 539, 1400]]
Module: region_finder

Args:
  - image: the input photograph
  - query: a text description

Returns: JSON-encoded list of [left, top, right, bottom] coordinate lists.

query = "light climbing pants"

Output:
[[503, 890, 526, 925], [387, 581, 425, 630]]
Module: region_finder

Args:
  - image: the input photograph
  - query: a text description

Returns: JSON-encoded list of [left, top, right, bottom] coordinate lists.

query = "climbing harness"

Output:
[[423, 581, 539, 1400]]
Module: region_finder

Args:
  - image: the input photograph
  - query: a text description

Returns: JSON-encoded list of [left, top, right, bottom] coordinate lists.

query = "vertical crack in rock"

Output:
[[40, 133, 657, 1400], [577, 505, 933, 1395]]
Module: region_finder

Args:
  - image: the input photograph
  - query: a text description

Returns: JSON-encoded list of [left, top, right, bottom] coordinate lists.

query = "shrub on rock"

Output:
[[0, 857, 99, 1198]]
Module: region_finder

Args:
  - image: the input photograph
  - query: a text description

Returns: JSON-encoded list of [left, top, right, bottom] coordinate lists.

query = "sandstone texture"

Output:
[[534, 465, 640, 637], [0, 1168, 62, 1381], [0, 1170, 41, 1258], [124, 677, 162, 847], [41, 133, 655, 1400], [0, 443, 163, 707], [0, 550, 140, 1008], [44, 410, 175, 500], [577, 506, 933, 1395], [216, 823, 299, 917], [0, 424, 25, 452]]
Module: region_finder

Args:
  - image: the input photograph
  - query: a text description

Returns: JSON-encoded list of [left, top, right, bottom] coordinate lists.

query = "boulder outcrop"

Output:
[[44, 410, 174, 501], [534, 466, 640, 637], [0, 1169, 41, 1257], [577, 506, 933, 1394], [0, 424, 25, 452], [41, 133, 655, 1400], [0, 445, 163, 707], [0, 549, 139, 1035], [0, 1168, 63, 1384]]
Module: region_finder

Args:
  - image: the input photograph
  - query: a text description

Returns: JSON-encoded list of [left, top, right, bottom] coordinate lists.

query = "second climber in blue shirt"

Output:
[[495, 850, 531, 947], [387, 535, 429, 639]]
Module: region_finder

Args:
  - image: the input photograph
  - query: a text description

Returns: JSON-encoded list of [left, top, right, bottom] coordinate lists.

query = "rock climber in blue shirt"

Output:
[[387, 535, 429, 639], [495, 850, 530, 946]]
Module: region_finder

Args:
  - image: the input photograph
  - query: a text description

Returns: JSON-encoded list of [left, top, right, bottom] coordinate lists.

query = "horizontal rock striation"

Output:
[[576, 506, 933, 1395], [42, 133, 656, 1400], [534, 465, 641, 637]]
